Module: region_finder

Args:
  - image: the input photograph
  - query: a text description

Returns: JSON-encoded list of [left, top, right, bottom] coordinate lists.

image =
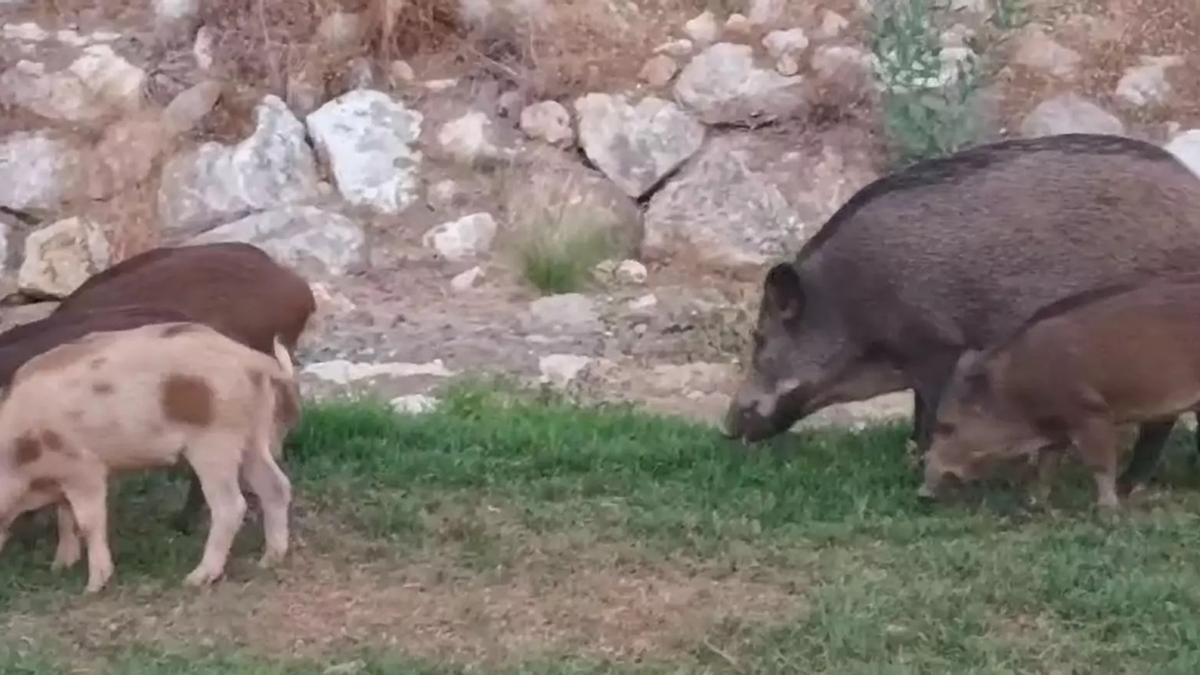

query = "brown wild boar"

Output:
[[0, 322, 301, 593], [919, 274, 1200, 508], [722, 134, 1200, 492], [0, 306, 194, 385], [56, 241, 316, 356]]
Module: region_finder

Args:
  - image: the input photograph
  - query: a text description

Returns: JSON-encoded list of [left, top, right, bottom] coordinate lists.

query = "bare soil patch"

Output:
[[2, 505, 805, 671]]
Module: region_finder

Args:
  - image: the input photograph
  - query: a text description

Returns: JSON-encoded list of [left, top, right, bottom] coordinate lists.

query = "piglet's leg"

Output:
[[184, 435, 247, 587], [52, 501, 82, 571], [240, 440, 292, 568], [1071, 418, 1122, 509], [62, 469, 114, 594]]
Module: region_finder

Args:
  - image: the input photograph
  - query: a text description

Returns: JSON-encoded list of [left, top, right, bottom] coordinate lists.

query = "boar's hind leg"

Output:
[[1071, 418, 1122, 509], [51, 501, 82, 571], [240, 437, 292, 568], [1116, 419, 1177, 497]]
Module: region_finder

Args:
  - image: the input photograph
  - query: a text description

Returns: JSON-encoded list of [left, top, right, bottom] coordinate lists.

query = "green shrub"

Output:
[[870, 0, 987, 167]]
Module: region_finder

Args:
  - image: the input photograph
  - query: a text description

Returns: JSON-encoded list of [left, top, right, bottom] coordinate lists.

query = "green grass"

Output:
[[7, 378, 1200, 673]]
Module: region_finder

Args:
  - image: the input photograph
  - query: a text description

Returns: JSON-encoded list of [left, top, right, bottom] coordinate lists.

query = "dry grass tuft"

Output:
[[191, 0, 655, 102], [198, 0, 326, 93]]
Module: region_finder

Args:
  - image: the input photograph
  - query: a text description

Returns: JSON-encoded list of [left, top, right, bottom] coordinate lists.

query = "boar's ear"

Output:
[[763, 263, 805, 323]]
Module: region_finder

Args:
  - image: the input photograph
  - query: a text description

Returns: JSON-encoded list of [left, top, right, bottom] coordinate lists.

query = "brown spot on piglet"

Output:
[[30, 477, 57, 494], [161, 374, 214, 426], [14, 434, 40, 465], [92, 382, 114, 395], [41, 430, 64, 452]]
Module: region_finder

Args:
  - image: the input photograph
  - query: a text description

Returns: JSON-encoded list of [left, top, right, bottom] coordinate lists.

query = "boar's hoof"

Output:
[[184, 564, 226, 587], [904, 440, 926, 469], [916, 483, 937, 501], [85, 559, 115, 594]]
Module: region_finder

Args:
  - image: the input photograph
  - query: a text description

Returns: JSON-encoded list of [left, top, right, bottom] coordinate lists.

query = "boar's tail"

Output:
[[271, 335, 295, 379]]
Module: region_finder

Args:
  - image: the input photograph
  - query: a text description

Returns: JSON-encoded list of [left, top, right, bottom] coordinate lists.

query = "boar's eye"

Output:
[[934, 422, 956, 436]]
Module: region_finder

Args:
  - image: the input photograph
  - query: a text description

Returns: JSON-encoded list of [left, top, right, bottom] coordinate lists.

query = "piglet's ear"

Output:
[[763, 263, 805, 323]]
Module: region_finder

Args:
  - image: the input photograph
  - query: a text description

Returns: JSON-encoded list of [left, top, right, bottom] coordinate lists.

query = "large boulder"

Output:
[[674, 43, 808, 127], [158, 95, 322, 238], [305, 89, 424, 214], [644, 129, 879, 267], [0, 131, 85, 212], [1020, 93, 1125, 137], [503, 146, 643, 257], [188, 207, 367, 277], [1011, 26, 1081, 80], [762, 28, 809, 76], [0, 40, 145, 123], [519, 100, 574, 146], [18, 217, 112, 298], [574, 93, 705, 199], [422, 213, 498, 261], [1165, 130, 1200, 177], [1114, 56, 1183, 108], [436, 110, 512, 165]]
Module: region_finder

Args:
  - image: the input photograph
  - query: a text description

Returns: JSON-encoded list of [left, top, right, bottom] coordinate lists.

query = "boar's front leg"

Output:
[[1116, 418, 1177, 497], [906, 353, 960, 459], [61, 466, 115, 594], [905, 391, 926, 462], [1071, 417, 1122, 509]]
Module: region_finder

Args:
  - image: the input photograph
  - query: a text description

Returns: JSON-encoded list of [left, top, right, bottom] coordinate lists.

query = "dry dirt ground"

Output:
[[2, 496, 806, 672]]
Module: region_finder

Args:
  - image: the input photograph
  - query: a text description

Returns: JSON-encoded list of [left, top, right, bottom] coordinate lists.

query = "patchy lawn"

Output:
[[5, 379, 1200, 674]]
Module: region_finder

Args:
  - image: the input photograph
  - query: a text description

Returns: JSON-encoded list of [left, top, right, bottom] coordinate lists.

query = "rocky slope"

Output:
[[0, 0, 1197, 431]]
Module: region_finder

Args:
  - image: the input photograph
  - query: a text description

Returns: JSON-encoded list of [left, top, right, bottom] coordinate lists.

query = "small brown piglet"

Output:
[[920, 274, 1200, 509]]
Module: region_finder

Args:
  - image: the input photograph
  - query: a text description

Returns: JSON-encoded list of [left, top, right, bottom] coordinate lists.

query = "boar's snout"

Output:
[[720, 369, 806, 439], [721, 402, 776, 442], [919, 454, 962, 501]]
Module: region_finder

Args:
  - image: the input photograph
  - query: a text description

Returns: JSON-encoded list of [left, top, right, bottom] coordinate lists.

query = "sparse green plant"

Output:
[[988, 0, 1031, 31], [870, 0, 987, 167], [511, 214, 619, 295], [499, 168, 631, 295]]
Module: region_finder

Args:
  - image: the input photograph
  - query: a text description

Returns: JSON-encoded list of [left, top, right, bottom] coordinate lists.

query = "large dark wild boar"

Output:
[[919, 274, 1200, 508], [723, 133, 1200, 490]]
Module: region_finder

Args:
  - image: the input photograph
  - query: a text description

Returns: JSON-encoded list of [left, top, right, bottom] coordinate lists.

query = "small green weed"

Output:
[[988, 0, 1031, 31], [870, 0, 988, 166], [513, 222, 617, 295]]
